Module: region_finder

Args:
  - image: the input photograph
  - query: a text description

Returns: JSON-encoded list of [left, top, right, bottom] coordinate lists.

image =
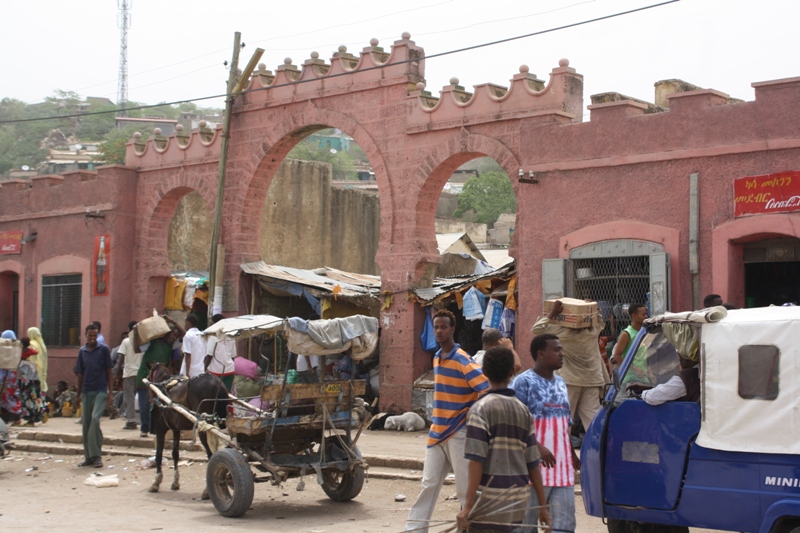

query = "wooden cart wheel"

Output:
[[321, 440, 365, 502], [206, 448, 255, 517]]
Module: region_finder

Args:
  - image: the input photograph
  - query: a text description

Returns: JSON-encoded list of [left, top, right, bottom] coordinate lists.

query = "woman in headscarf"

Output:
[[18, 337, 46, 425], [27, 327, 48, 394], [0, 330, 22, 424]]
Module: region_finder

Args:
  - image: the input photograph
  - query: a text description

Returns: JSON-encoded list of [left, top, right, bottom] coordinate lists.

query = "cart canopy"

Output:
[[203, 314, 379, 360]]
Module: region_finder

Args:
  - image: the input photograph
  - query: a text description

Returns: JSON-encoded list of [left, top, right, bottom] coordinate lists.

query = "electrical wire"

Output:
[[0, 0, 680, 125]]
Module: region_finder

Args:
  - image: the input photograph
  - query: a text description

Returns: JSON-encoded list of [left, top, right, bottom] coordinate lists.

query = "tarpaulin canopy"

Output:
[[202, 314, 379, 360], [202, 314, 285, 340], [696, 306, 800, 455]]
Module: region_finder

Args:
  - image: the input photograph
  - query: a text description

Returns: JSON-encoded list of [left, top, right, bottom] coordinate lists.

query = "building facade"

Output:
[[1, 33, 799, 409]]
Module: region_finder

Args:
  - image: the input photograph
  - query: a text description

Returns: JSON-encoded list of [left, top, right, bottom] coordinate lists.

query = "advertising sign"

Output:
[[0, 230, 23, 255], [734, 171, 800, 217], [94, 234, 110, 296]]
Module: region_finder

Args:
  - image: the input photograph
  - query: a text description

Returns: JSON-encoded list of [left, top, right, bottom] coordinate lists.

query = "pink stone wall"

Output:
[[0, 166, 138, 387], [6, 32, 800, 408]]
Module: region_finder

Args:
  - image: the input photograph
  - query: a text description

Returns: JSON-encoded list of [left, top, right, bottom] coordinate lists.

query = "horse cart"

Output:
[[145, 314, 378, 518]]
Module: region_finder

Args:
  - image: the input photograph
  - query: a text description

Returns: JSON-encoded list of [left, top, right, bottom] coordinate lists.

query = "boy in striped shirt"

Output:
[[405, 309, 489, 533], [511, 333, 581, 533], [457, 346, 551, 533]]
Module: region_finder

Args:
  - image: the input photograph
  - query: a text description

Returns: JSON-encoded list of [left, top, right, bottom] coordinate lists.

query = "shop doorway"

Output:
[[0, 271, 20, 334], [743, 238, 800, 307]]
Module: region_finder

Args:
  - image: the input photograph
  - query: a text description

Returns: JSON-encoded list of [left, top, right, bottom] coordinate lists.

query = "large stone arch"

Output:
[[230, 104, 393, 271], [712, 213, 800, 308], [413, 131, 521, 275], [135, 175, 215, 316]]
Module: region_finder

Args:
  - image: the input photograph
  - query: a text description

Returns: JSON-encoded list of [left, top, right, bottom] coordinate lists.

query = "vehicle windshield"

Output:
[[616, 327, 681, 401]]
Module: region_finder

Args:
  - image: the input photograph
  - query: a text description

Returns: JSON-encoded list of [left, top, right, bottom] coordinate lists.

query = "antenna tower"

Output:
[[116, 0, 131, 117]]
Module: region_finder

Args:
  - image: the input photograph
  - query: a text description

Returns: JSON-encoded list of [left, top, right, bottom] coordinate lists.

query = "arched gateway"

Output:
[[0, 33, 778, 407], [128, 34, 586, 410]]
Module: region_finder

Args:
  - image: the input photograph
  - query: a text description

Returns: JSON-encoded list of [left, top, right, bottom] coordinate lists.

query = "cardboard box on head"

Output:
[[543, 297, 600, 329]]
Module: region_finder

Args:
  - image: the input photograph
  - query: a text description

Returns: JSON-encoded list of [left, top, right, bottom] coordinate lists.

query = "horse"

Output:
[[146, 363, 230, 496]]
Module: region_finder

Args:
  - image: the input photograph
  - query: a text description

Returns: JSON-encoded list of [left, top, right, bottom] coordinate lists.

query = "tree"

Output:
[[96, 127, 139, 165], [453, 171, 516, 226]]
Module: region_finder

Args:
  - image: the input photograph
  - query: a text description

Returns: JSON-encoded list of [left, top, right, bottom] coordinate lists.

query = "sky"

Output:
[[1, 0, 798, 117]]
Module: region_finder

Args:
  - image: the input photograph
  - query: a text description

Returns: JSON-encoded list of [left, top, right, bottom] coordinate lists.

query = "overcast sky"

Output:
[[1, 0, 797, 117]]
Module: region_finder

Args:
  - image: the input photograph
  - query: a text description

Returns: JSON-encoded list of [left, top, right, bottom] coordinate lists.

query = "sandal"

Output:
[[78, 459, 95, 467], [93, 457, 104, 468]]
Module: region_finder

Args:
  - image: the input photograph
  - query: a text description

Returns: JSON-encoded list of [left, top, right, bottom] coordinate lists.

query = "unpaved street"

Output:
[[1, 450, 614, 533]]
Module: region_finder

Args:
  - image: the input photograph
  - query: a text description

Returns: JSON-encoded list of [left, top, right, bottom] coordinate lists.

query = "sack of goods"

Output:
[[136, 309, 172, 343], [544, 298, 599, 329], [0, 339, 22, 370]]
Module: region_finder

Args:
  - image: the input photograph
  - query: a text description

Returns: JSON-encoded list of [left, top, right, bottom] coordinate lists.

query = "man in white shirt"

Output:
[[296, 355, 321, 383], [116, 321, 142, 430], [204, 314, 236, 390], [179, 314, 206, 378], [628, 357, 700, 405]]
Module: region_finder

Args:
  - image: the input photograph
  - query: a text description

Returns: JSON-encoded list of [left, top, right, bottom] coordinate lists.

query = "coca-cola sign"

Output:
[[0, 230, 23, 255], [734, 171, 800, 217]]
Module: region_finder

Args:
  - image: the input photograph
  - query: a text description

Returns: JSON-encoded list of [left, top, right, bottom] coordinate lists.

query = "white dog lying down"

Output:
[[383, 412, 426, 432]]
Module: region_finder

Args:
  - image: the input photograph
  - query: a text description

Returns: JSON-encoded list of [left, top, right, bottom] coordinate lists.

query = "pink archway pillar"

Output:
[[712, 213, 800, 308]]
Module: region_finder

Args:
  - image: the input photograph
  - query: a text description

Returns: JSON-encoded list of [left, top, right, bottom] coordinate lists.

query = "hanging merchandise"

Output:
[[420, 308, 439, 352], [505, 275, 518, 311], [482, 298, 504, 330], [499, 307, 516, 338], [463, 287, 486, 321]]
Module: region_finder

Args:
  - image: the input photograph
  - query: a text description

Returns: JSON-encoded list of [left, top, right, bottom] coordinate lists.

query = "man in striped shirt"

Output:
[[457, 346, 551, 533], [512, 333, 581, 533], [405, 309, 489, 533]]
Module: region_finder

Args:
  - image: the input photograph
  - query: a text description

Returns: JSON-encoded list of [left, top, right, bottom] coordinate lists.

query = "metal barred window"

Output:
[[41, 274, 82, 347], [570, 256, 651, 337]]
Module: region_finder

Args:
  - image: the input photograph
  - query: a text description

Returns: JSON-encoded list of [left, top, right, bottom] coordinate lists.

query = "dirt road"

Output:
[[2, 450, 613, 533]]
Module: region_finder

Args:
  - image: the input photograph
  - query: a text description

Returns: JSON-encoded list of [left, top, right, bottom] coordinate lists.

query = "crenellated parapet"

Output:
[[239, 32, 425, 107], [125, 122, 222, 168], [406, 58, 583, 133]]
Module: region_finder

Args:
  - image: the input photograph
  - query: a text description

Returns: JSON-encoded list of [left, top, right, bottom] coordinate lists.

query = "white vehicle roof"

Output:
[[697, 306, 800, 455]]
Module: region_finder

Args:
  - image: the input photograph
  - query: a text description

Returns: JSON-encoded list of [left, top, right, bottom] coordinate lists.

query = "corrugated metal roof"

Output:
[[412, 261, 515, 304], [240, 261, 380, 298]]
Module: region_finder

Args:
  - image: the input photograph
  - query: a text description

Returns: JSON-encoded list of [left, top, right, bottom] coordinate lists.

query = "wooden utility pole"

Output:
[[208, 32, 241, 319], [208, 32, 264, 320]]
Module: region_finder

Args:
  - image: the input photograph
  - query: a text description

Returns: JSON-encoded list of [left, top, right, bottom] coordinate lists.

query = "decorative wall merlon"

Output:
[[406, 58, 583, 130], [240, 34, 425, 106], [126, 123, 222, 166]]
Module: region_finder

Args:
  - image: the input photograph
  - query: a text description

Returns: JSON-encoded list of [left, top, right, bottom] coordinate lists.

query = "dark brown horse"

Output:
[[146, 363, 229, 496]]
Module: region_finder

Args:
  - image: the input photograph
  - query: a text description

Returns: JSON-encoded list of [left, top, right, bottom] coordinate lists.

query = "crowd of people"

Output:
[[405, 295, 728, 533], [0, 328, 49, 426]]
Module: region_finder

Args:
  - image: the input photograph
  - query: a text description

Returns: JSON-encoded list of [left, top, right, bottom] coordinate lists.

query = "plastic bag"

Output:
[[83, 474, 119, 488], [462, 287, 486, 321], [499, 307, 516, 338], [481, 298, 503, 330], [419, 308, 439, 352]]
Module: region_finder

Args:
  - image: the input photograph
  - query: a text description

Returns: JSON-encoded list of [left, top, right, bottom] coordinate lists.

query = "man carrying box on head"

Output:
[[532, 299, 607, 429]]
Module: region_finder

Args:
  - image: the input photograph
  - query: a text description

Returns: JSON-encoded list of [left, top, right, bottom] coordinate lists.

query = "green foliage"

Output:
[[0, 91, 222, 175], [453, 171, 516, 226], [287, 137, 357, 180], [458, 156, 505, 175], [96, 127, 139, 166]]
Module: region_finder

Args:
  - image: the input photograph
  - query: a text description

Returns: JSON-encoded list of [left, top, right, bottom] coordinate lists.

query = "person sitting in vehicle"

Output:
[[627, 356, 700, 405]]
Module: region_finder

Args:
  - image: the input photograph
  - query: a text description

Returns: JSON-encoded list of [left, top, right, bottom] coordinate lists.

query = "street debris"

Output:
[[84, 474, 120, 488], [394, 494, 406, 502]]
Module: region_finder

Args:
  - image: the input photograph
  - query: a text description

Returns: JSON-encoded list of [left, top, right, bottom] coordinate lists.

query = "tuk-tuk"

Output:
[[582, 306, 800, 533]]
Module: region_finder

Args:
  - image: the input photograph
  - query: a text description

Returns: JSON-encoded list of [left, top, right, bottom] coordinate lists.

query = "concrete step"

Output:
[[13, 429, 425, 471], [8, 439, 209, 461], [14, 429, 206, 452]]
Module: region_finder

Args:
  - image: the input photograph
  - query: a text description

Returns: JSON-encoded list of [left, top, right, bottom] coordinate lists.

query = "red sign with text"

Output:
[[0, 230, 23, 255], [734, 171, 800, 217]]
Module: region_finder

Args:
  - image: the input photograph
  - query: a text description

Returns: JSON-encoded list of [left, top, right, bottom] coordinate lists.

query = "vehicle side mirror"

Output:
[[612, 368, 621, 393]]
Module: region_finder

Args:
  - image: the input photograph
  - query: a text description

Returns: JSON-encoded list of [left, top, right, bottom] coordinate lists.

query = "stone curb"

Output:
[[12, 432, 425, 472]]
